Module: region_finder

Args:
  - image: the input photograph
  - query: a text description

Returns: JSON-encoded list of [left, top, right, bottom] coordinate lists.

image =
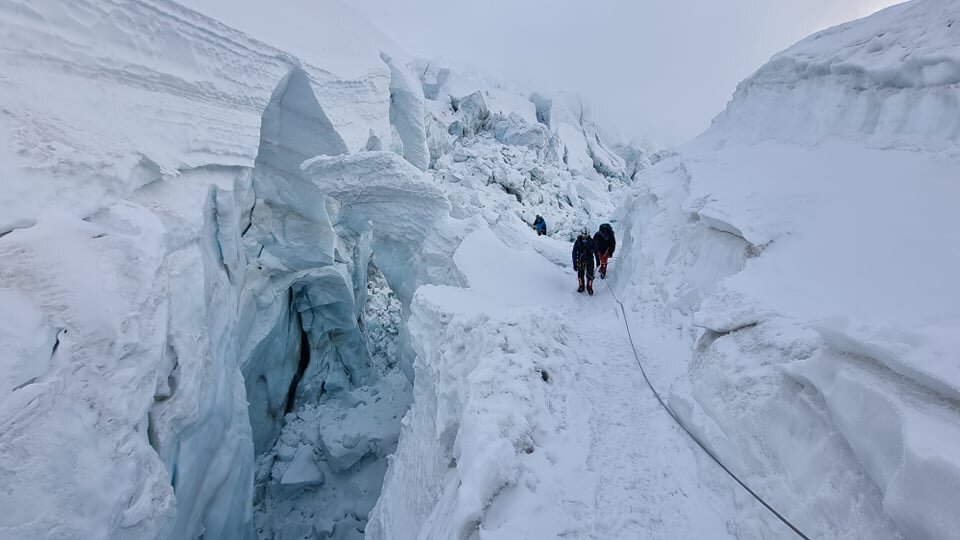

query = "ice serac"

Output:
[[611, 1, 960, 538], [410, 61, 635, 239], [451, 91, 491, 137], [0, 0, 402, 537], [259, 67, 350, 173], [149, 185, 256, 540], [241, 76, 440, 540], [381, 53, 430, 170], [240, 63, 347, 453], [529, 92, 626, 178], [301, 151, 455, 305]]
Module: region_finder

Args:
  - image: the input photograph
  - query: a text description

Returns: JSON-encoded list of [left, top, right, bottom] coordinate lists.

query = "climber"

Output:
[[572, 229, 600, 295], [533, 215, 547, 236], [593, 223, 616, 279]]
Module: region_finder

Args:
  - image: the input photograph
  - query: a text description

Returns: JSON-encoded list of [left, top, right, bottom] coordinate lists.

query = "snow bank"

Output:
[[709, 0, 960, 150], [612, 1, 960, 538], [0, 210, 179, 538], [788, 343, 960, 540], [367, 226, 577, 539], [0, 0, 390, 223]]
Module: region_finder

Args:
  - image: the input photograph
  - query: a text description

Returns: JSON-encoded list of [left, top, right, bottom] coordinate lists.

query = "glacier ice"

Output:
[[528, 92, 627, 179], [381, 53, 430, 171], [0, 0, 421, 536], [301, 151, 456, 306]]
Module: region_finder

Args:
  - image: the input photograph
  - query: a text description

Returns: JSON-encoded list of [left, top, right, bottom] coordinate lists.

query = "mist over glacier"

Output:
[[2, 1, 959, 540]]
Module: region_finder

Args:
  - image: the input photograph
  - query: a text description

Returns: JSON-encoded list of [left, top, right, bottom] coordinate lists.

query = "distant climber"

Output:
[[572, 229, 600, 295], [533, 215, 547, 236], [593, 223, 616, 279]]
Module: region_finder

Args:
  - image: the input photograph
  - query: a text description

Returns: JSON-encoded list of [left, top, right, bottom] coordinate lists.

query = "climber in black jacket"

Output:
[[572, 229, 601, 295], [593, 223, 616, 279]]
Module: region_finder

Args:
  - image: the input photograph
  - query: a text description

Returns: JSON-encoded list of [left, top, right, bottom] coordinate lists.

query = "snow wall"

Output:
[[610, 1, 960, 539]]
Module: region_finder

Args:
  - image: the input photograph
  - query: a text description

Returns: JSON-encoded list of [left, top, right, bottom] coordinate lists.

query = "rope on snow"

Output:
[[601, 279, 812, 540]]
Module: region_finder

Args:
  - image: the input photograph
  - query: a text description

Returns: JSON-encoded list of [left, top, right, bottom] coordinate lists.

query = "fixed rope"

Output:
[[600, 278, 812, 540]]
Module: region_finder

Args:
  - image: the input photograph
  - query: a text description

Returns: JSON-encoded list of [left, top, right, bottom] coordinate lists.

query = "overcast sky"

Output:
[[351, 0, 901, 146]]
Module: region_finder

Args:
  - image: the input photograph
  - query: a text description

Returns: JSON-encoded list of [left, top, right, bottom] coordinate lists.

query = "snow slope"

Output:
[[611, 1, 960, 538]]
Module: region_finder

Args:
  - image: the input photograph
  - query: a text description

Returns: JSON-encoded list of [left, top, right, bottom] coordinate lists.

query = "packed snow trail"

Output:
[[371, 225, 784, 539], [570, 296, 745, 539], [556, 278, 792, 539]]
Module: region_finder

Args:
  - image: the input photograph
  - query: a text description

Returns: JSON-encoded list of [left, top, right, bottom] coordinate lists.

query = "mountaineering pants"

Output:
[[599, 253, 609, 278], [577, 257, 595, 283]]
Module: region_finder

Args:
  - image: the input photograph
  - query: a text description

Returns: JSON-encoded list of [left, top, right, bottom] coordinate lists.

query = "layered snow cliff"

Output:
[[612, 1, 960, 539]]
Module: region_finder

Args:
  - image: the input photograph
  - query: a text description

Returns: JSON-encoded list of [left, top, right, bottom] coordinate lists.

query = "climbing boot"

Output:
[[577, 277, 585, 293], [587, 281, 594, 295]]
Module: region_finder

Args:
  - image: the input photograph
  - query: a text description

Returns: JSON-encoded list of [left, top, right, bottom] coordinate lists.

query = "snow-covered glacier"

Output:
[[0, 0, 405, 537], [610, 1, 960, 539], [0, 0, 642, 538], [6, 0, 955, 538]]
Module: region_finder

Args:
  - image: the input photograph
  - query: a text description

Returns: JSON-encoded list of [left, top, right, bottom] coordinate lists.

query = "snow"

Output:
[[0, 209, 178, 538], [605, 2, 960, 539], [709, 0, 960, 150], [0, 289, 55, 395], [368, 223, 786, 539], [0, 0, 402, 537], [3, 0, 956, 538], [301, 151, 456, 305], [175, 0, 403, 81]]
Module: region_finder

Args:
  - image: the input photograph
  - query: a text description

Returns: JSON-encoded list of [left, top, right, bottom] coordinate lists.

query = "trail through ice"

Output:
[[373, 225, 783, 539], [554, 282, 781, 539]]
